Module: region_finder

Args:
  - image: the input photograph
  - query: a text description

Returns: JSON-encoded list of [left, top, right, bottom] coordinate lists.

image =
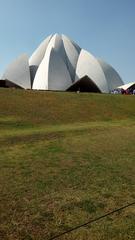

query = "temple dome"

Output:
[[1, 34, 124, 92]]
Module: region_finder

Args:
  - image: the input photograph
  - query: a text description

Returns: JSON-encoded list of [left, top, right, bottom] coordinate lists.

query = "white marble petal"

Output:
[[48, 48, 72, 90], [32, 46, 51, 90], [97, 59, 124, 91], [2, 54, 31, 89], [75, 49, 109, 93], [46, 34, 67, 63], [62, 34, 80, 81], [29, 35, 52, 67], [33, 43, 72, 91]]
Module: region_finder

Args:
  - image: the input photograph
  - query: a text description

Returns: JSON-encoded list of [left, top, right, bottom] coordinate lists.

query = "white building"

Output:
[[1, 34, 124, 93]]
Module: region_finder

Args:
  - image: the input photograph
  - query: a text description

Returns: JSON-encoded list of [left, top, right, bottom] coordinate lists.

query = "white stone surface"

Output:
[[62, 34, 80, 81], [48, 48, 72, 90], [33, 43, 72, 90], [97, 59, 124, 91], [70, 38, 81, 54], [32, 43, 51, 90], [29, 35, 52, 67], [75, 49, 109, 93], [46, 34, 67, 62], [2, 54, 31, 89]]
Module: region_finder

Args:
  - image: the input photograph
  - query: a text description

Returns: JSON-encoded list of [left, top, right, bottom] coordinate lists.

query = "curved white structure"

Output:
[[1, 34, 124, 92], [2, 54, 31, 89], [62, 34, 81, 81], [33, 47, 72, 90], [75, 49, 108, 93], [29, 35, 52, 67], [97, 59, 124, 92]]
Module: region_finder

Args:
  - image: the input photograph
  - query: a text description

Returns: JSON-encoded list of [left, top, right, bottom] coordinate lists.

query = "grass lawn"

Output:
[[0, 89, 135, 239]]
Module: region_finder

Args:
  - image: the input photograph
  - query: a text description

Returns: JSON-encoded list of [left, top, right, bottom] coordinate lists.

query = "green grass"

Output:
[[0, 88, 135, 240]]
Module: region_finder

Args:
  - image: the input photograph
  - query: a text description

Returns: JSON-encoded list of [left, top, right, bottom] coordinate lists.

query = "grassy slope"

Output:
[[0, 88, 135, 240]]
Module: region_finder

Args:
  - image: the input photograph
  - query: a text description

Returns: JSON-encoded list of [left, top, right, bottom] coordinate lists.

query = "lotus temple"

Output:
[[0, 33, 124, 93]]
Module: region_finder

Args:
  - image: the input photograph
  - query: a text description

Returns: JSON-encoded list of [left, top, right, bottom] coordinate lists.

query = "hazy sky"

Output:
[[0, 0, 135, 83]]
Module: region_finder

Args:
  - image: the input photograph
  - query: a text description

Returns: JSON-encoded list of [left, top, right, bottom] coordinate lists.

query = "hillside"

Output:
[[0, 88, 135, 240], [0, 88, 135, 125]]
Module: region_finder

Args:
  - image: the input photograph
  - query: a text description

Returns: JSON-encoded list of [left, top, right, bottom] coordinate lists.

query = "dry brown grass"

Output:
[[0, 89, 135, 239]]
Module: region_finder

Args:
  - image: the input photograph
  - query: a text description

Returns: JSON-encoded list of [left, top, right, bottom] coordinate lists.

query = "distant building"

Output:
[[117, 82, 135, 93], [0, 34, 124, 93]]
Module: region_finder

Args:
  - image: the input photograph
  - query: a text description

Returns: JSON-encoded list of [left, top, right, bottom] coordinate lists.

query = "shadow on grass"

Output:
[[61, 199, 105, 214]]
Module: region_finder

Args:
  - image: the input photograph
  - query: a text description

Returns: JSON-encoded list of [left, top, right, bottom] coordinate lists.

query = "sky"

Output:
[[0, 0, 135, 83]]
